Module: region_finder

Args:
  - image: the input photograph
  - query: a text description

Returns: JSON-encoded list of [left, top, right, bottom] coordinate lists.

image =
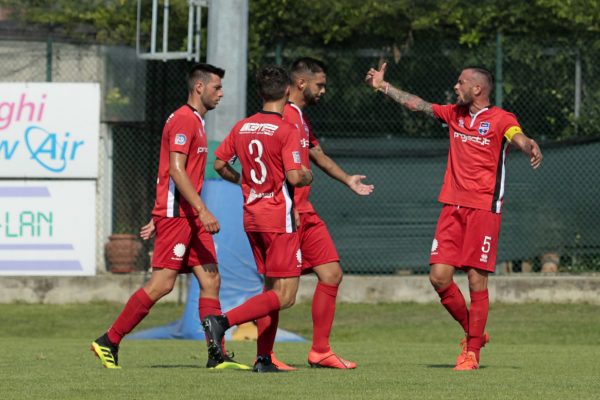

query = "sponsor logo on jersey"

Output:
[[480, 253, 489, 263], [300, 138, 310, 148], [292, 151, 301, 163], [478, 121, 491, 135], [172, 243, 186, 259], [453, 131, 491, 146], [246, 188, 274, 204], [197, 147, 208, 153], [240, 123, 279, 136], [175, 133, 187, 145]]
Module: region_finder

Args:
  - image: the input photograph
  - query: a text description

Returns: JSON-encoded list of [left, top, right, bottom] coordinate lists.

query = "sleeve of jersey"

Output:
[[168, 114, 193, 155], [500, 114, 523, 142], [282, 126, 303, 172], [214, 130, 236, 162], [431, 103, 452, 123]]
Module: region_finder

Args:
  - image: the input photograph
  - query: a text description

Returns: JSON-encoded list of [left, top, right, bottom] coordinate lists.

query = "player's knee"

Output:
[[146, 281, 175, 299], [316, 263, 343, 285], [429, 273, 449, 290], [279, 294, 296, 309], [274, 288, 297, 309]]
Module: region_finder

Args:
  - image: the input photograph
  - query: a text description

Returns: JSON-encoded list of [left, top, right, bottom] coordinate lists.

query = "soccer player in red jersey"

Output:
[[254, 57, 374, 370], [91, 63, 246, 370], [208, 64, 313, 372], [365, 63, 542, 370]]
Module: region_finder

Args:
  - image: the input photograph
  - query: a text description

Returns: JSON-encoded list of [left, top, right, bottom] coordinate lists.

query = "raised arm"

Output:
[[309, 145, 374, 196], [365, 62, 435, 118], [510, 133, 543, 170]]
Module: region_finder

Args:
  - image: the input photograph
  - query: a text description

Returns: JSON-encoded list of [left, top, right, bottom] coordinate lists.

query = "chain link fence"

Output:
[[1, 34, 599, 274]]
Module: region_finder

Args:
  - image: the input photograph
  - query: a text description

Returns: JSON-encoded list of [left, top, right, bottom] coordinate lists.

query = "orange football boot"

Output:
[[454, 351, 479, 370], [269, 352, 297, 371], [308, 350, 357, 369], [456, 332, 489, 365]]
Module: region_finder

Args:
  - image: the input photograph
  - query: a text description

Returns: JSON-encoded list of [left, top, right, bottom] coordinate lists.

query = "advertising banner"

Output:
[[0, 83, 100, 178], [0, 181, 96, 276]]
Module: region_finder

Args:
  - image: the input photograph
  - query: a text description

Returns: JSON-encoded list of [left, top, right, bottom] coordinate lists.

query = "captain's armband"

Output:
[[504, 126, 523, 142]]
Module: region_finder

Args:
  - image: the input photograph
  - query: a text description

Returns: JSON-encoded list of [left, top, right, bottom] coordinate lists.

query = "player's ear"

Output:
[[296, 77, 306, 90], [194, 80, 204, 95]]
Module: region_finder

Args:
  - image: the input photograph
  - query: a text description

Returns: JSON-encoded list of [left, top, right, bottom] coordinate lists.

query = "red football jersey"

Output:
[[152, 105, 209, 218], [283, 102, 320, 213], [432, 104, 523, 213], [215, 111, 304, 233]]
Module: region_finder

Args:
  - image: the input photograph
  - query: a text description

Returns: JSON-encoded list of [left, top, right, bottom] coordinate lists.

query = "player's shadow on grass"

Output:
[[426, 364, 488, 369], [150, 364, 203, 369]]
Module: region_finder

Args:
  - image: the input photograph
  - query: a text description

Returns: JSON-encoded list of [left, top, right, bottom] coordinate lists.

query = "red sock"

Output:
[[256, 310, 279, 356], [436, 281, 469, 333], [199, 297, 225, 350], [467, 289, 489, 361], [199, 297, 222, 320], [107, 288, 155, 345], [225, 290, 280, 327], [311, 282, 339, 353]]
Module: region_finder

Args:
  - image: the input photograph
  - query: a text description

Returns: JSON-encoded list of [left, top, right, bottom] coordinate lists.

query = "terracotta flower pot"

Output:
[[105, 234, 143, 273]]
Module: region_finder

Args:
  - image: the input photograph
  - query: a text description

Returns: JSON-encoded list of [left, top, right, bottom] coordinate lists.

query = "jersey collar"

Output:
[[258, 110, 283, 118], [186, 104, 205, 126]]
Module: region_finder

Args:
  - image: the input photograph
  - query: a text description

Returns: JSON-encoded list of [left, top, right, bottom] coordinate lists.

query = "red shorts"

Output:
[[298, 211, 339, 271], [429, 205, 502, 273], [246, 231, 302, 278], [151, 216, 217, 273]]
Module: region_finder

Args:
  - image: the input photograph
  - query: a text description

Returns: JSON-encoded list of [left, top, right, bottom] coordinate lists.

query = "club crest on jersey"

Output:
[[478, 121, 490, 136], [172, 243, 186, 258], [175, 133, 187, 145], [459, 119, 465, 128]]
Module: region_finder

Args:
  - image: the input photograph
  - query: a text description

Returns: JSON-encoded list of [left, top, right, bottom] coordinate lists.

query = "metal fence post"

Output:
[[46, 36, 53, 82], [574, 49, 581, 134], [495, 31, 503, 107]]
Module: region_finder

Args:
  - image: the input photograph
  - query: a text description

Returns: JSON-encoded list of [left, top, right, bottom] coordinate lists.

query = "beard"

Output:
[[303, 87, 320, 106], [455, 91, 473, 106]]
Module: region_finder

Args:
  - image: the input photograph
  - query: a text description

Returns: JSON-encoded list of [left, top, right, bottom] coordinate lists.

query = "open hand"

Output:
[[530, 139, 543, 169], [347, 175, 374, 196]]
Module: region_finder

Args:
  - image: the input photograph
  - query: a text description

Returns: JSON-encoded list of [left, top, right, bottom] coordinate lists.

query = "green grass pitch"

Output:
[[1, 302, 599, 399]]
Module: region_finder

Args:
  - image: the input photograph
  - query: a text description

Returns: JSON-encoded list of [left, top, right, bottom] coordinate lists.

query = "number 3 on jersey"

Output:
[[249, 139, 267, 184]]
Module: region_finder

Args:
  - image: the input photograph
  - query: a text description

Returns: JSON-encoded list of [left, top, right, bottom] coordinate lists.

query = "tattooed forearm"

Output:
[[387, 85, 434, 117]]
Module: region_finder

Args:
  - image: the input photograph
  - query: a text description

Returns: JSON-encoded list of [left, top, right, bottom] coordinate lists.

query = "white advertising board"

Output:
[[0, 180, 96, 276], [0, 83, 100, 178]]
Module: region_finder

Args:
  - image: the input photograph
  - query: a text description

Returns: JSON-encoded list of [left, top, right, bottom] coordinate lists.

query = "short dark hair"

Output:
[[290, 57, 327, 78], [464, 65, 494, 87], [188, 63, 225, 92], [256, 65, 291, 101]]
